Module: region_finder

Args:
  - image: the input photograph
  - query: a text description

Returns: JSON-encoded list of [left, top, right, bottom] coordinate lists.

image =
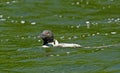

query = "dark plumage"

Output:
[[40, 30, 54, 45]]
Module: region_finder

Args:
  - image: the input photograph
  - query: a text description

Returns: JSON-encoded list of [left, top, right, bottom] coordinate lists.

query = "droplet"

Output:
[[86, 21, 90, 29], [76, 26, 79, 28], [31, 22, 36, 25], [96, 32, 100, 35], [86, 1, 89, 5], [76, 24, 80, 28], [102, 7, 106, 9], [12, 1, 17, 3], [82, 35, 85, 37], [38, 40, 41, 42], [108, 5, 111, 8], [110, 0, 114, 1], [117, 18, 120, 21], [76, 2, 80, 5], [7, 16, 10, 19], [50, 54, 54, 57], [1, 40, 3, 42], [6, 2, 10, 4], [71, 26, 74, 28], [66, 52, 70, 55], [33, 36, 36, 39], [71, 2, 75, 5], [68, 37, 71, 40], [87, 34, 90, 36], [20, 20, 25, 24], [105, 33, 108, 36], [59, 15, 63, 18], [86, 21, 90, 24], [21, 37, 25, 39], [111, 32, 117, 34], [28, 36, 31, 38], [60, 36, 64, 39], [15, 20, 18, 23], [5, 39, 9, 42], [56, 54, 60, 56], [50, 69, 54, 72], [101, 49, 104, 50], [73, 36, 78, 39], [20, 16, 24, 18], [0, 15, 3, 18], [92, 34, 95, 36], [11, 20, 14, 23], [16, 35, 19, 38]]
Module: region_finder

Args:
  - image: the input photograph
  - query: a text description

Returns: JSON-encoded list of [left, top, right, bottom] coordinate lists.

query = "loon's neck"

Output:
[[44, 39, 58, 46]]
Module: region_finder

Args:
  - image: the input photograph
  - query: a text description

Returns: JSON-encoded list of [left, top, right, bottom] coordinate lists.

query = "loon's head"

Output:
[[39, 30, 54, 45]]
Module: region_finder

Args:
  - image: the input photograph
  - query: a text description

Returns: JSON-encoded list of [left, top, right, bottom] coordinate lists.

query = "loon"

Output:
[[39, 30, 81, 48]]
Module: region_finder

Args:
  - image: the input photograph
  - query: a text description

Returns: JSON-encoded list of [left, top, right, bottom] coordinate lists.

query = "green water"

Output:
[[0, 0, 120, 73]]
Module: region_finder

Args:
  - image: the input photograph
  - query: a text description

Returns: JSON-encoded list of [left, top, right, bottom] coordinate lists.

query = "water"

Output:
[[0, 0, 120, 73]]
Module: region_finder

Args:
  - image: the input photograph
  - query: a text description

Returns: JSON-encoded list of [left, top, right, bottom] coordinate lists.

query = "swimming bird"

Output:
[[39, 30, 81, 48]]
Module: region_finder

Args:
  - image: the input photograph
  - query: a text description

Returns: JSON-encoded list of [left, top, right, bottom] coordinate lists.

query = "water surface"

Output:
[[0, 0, 120, 73]]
